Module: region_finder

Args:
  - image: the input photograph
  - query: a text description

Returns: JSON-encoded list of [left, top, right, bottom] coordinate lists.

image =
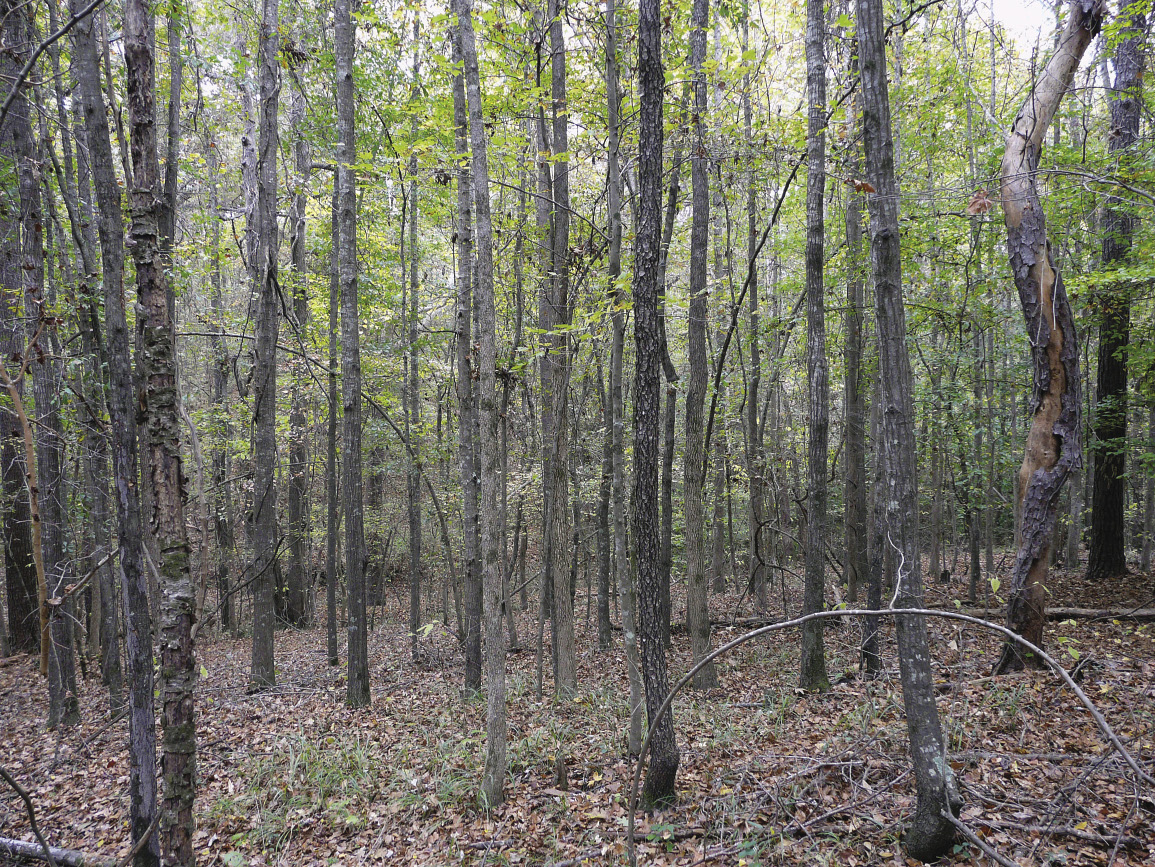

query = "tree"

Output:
[[606, 0, 643, 752], [799, 0, 830, 694], [404, 17, 423, 664], [994, 0, 1101, 673], [250, 0, 281, 691], [455, 0, 506, 807], [684, 0, 718, 691], [856, 0, 962, 857], [635, 0, 679, 806], [123, 0, 197, 856], [70, 0, 159, 859], [337, 0, 370, 709], [286, 43, 312, 629], [451, 13, 482, 694], [1086, 3, 1145, 583], [0, 0, 37, 660]]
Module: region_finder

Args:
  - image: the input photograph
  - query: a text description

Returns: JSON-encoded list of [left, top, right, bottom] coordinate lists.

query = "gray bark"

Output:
[[800, 0, 829, 693], [684, 0, 716, 690], [451, 19, 482, 693], [124, 0, 196, 857], [336, 0, 369, 709], [857, 0, 962, 855], [286, 46, 312, 628], [606, 0, 642, 753], [70, 1, 159, 860], [250, 0, 281, 691], [455, 0, 506, 806], [635, 0, 679, 805]]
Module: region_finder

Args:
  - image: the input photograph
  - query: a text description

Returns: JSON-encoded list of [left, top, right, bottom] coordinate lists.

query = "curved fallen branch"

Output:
[[0, 764, 58, 867], [625, 606, 1153, 866]]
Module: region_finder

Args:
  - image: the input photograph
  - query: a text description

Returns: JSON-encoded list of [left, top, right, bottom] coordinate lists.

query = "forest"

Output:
[[0, 0, 1153, 863]]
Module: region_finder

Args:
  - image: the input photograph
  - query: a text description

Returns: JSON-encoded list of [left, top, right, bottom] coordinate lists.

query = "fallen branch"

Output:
[[0, 764, 58, 867], [625, 607, 1154, 867], [953, 606, 1155, 622], [0, 838, 106, 867], [942, 810, 1019, 867]]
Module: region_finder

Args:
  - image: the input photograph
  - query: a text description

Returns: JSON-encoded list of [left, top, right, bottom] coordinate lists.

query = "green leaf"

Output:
[[836, 13, 853, 28]]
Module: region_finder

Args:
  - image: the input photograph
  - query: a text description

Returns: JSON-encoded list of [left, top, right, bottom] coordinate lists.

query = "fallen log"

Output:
[[0, 837, 115, 867], [954, 606, 1155, 623]]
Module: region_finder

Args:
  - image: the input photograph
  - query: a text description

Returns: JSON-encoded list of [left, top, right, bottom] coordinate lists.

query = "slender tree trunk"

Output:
[[994, 0, 1099, 673], [124, 0, 196, 858], [451, 21, 482, 693], [1086, 5, 1144, 582], [250, 0, 281, 691], [0, 4, 36, 658], [74, 108, 121, 704], [606, 0, 642, 753], [800, 0, 830, 693], [547, 0, 576, 698], [635, 0, 679, 804], [857, 0, 961, 856], [660, 385, 675, 646], [456, 0, 506, 806], [404, 18, 423, 662], [596, 353, 613, 651], [742, 10, 767, 609], [1142, 405, 1153, 575], [336, 0, 369, 709], [17, 68, 77, 730], [844, 121, 867, 607], [326, 182, 340, 667], [71, 2, 159, 860], [286, 48, 312, 628], [684, 0, 717, 690]]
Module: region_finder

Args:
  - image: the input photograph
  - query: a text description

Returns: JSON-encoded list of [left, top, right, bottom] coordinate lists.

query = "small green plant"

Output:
[[228, 732, 377, 851]]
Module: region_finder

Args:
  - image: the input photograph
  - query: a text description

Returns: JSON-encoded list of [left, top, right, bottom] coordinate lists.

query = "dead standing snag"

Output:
[[994, 0, 1102, 673]]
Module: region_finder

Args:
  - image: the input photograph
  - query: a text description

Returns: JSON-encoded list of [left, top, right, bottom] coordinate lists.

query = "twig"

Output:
[[943, 810, 1020, 867], [0, 764, 59, 867], [625, 607, 1155, 867], [114, 814, 158, 867]]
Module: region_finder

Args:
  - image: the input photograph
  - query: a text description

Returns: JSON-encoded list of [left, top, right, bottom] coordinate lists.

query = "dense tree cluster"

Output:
[[0, 0, 1152, 863]]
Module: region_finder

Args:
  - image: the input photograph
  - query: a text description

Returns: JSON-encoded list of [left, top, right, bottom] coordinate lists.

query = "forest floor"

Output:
[[1, 556, 1154, 866]]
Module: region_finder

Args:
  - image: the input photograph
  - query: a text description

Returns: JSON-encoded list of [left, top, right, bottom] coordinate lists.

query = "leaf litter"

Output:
[[1, 558, 1152, 865]]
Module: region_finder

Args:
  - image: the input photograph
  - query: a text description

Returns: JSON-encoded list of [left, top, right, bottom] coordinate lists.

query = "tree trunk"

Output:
[[250, 0, 281, 691], [1142, 405, 1153, 576], [336, 0, 369, 709], [857, 0, 962, 856], [547, 0, 576, 698], [596, 352, 613, 651], [684, 0, 717, 690], [994, 0, 1100, 673], [456, 0, 506, 807], [799, 0, 830, 694], [0, 4, 36, 657], [1086, 5, 1144, 583], [635, 0, 679, 805], [844, 129, 867, 607], [742, 10, 767, 609], [606, 0, 642, 753], [70, 1, 160, 860], [286, 48, 312, 629], [404, 20, 423, 663], [326, 181, 340, 666], [73, 104, 121, 705], [451, 22, 482, 693], [123, 0, 196, 857]]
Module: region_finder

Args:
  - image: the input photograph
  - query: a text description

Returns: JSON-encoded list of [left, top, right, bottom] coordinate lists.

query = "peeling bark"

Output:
[[994, 0, 1101, 674]]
